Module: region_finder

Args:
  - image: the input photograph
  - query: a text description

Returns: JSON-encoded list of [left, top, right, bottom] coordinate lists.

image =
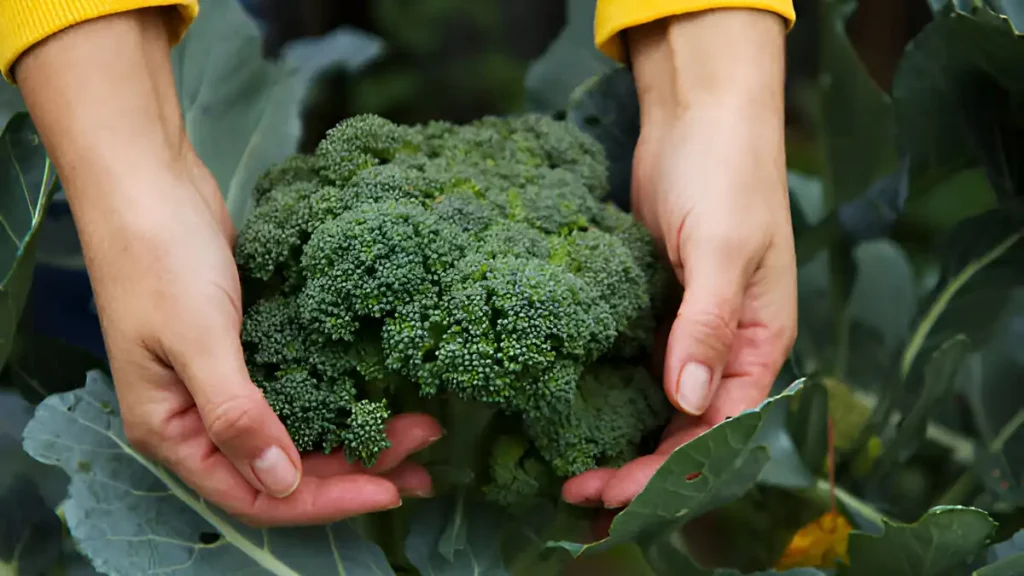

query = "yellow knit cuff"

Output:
[[0, 0, 199, 82], [595, 0, 796, 62]]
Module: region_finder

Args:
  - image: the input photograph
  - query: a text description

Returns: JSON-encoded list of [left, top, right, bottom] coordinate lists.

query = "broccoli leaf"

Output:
[[564, 67, 638, 211], [646, 537, 827, 575], [0, 390, 70, 576], [172, 0, 317, 225], [279, 25, 385, 88], [893, 4, 1024, 200], [841, 506, 996, 576], [900, 208, 1024, 380], [21, 371, 395, 576], [985, 1, 1024, 32], [819, 0, 899, 208], [549, 381, 806, 557], [976, 530, 1024, 576], [869, 334, 971, 478], [0, 113, 59, 372], [405, 496, 508, 575], [788, 377, 830, 476], [523, 0, 617, 113]]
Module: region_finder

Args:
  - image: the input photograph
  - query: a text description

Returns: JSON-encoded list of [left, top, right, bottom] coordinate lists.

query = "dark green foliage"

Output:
[[235, 113, 672, 505]]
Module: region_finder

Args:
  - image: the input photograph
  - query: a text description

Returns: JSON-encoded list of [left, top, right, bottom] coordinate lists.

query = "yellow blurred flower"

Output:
[[775, 510, 852, 570]]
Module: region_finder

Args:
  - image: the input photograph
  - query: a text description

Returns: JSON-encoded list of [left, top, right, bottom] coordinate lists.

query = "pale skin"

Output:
[[13, 6, 796, 526]]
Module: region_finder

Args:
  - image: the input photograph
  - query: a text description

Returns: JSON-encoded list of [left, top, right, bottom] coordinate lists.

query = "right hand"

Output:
[[79, 153, 442, 526]]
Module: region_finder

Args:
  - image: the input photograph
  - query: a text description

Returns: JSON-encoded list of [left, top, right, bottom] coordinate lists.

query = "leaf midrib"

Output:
[[45, 394, 303, 576], [900, 230, 1024, 378]]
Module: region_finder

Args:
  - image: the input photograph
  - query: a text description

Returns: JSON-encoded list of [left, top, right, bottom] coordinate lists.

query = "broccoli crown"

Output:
[[236, 113, 672, 504]]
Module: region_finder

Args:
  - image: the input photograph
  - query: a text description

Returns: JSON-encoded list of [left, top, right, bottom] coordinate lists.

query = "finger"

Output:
[[600, 454, 667, 509], [701, 242, 797, 423], [165, 305, 303, 499], [156, 407, 402, 526], [562, 468, 617, 507], [383, 461, 434, 498], [655, 411, 714, 455], [302, 413, 444, 477], [664, 239, 756, 416]]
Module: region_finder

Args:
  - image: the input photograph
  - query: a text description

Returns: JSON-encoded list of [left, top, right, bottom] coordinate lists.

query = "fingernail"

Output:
[[676, 362, 712, 414], [387, 498, 404, 510], [405, 486, 434, 498], [416, 432, 446, 452], [252, 445, 300, 497]]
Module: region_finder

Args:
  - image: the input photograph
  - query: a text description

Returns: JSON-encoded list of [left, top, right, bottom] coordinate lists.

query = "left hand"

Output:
[[562, 8, 798, 512]]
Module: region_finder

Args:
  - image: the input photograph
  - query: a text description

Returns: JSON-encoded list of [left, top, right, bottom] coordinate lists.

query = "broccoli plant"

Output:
[[233, 112, 673, 506]]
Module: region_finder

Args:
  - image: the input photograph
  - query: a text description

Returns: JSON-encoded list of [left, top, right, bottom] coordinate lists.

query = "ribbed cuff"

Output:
[[594, 0, 796, 62], [0, 0, 199, 82]]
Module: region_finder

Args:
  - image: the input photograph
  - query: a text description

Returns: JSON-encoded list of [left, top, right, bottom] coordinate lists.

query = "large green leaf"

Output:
[[550, 381, 806, 557], [818, 0, 899, 207], [976, 530, 1024, 576], [405, 496, 508, 575], [20, 371, 395, 576], [523, 0, 617, 112], [835, 158, 910, 243], [0, 475, 64, 576], [893, 4, 1024, 200], [0, 390, 70, 576], [278, 26, 386, 89], [985, 1, 1024, 33], [172, 0, 312, 225], [788, 378, 830, 477], [645, 535, 826, 576], [0, 113, 58, 372], [870, 335, 970, 479], [0, 83, 24, 129], [564, 67, 638, 209], [900, 208, 1024, 381], [842, 506, 996, 576]]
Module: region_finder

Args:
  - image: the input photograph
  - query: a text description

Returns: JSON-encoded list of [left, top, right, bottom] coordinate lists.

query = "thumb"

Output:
[[664, 246, 750, 416], [170, 314, 303, 499]]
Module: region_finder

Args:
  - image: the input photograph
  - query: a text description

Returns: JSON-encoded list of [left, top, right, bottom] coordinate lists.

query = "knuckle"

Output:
[[707, 230, 761, 259], [203, 395, 260, 446], [684, 308, 736, 357]]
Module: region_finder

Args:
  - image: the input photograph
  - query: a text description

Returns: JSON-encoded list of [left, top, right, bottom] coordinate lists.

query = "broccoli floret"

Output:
[[339, 400, 391, 467], [482, 435, 552, 507], [525, 364, 671, 476], [236, 113, 673, 507]]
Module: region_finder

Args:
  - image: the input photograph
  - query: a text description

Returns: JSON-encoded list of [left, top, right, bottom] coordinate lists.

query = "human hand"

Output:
[[81, 155, 442, 526], [563, 8, 797, 511], [14, 8, 441, 527]]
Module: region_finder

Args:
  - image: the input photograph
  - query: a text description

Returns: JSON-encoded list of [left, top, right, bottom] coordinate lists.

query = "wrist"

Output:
[[627, 9, 786, 126], [15, 8, 193, 205]]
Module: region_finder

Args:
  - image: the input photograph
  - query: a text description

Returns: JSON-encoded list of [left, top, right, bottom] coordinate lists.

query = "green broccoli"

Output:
[[235, 113, 672, 506]]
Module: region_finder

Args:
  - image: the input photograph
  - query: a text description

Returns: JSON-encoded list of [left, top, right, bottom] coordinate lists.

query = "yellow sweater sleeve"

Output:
[[0, 0, 199, 82], [595, 0, 796, 61]]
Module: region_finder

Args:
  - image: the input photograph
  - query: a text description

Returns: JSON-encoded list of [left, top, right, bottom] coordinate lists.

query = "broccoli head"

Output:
[[236, 113, 673, 505]]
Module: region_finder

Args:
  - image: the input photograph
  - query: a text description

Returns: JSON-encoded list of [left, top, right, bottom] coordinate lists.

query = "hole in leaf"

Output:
[[198, 532, 221, 545], [583, 115, 601, 127], [685, 472, 701, 481]]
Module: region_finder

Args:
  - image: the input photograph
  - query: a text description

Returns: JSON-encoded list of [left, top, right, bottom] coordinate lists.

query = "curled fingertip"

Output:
[[561, 468, 616, 505], [387, 462, 434, 498], [600, 455, 664, 509]]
